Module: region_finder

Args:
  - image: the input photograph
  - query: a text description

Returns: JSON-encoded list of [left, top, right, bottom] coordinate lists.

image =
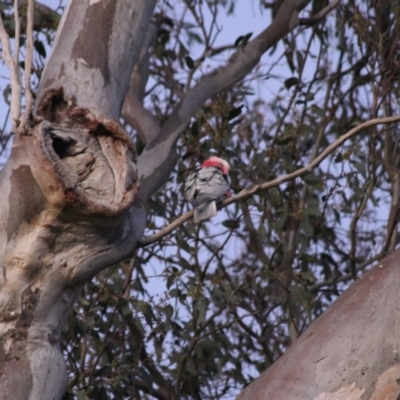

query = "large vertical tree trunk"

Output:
[[0, 1, 155, 398], [236, 249, 400, 399]]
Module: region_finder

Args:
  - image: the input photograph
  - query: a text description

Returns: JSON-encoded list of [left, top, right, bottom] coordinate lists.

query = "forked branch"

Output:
[[299, 0, 341, 25], [136, 0, 312, 202], [138, 115, 400, 246], [0, 3, 21, 131], [0, 0, 35, 133]]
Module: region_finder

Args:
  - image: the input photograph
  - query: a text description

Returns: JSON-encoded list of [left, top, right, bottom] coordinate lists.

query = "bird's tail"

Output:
[[194, 201, 217, 223]]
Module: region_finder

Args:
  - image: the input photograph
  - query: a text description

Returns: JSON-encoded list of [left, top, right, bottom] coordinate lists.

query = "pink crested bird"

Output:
[[184, 156, 231, 223]]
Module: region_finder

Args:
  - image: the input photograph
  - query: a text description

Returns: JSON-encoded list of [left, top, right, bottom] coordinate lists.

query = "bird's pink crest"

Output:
[[201, 156, 230, 175]]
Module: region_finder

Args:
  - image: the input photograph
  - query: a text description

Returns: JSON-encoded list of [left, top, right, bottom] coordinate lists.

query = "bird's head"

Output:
[[201, 156, 230, 175]]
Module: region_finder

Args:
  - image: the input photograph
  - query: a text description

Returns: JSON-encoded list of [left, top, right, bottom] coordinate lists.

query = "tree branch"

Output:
[[123, 93, 161, 144], [122, 21, 161, 144], [24, 0, 34, 113], [133, 379, 170, 400], [299, 0, 341, 25], [308, 252, 383, 291], [19, 0, 34, 132], [136, 0, 312, 204], [0, 3, 21, 131], [14, 0, 20, 66], [138, 115, 400, 246], [2, 0, 61, 33]]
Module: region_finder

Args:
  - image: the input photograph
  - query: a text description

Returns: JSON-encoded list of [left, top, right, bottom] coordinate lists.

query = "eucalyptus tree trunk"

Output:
[[236, 249, 400, 400], [0, 1, 155, 398]]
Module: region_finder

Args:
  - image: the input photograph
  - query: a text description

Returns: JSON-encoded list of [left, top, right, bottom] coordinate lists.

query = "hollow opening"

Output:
[[51, 136, 76, 159]]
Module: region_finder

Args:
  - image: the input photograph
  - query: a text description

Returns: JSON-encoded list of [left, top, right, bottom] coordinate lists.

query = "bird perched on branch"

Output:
[[184, 156, 231, 223]]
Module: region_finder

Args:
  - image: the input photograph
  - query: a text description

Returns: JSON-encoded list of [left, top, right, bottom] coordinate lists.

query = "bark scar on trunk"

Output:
[[0, 88, 139, 332], [32, 88, 138, 215]]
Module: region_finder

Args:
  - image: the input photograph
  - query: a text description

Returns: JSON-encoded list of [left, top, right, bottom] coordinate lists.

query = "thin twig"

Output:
[[299, 0, 341, 25], [0, 5, 21, 131], [309, 252, 383, 291], [138, 115, 400, 246], [19, 0, 34, 132], [14, 0, 20, 66]]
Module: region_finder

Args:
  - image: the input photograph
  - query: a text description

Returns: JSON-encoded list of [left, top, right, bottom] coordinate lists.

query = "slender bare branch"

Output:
[[139, 210, 194, 246], [309, 252, 384, 291], [133, 379, 170, 400], [223, 117, 400, 204], [0, 4, 21, 131], [299, 0, 341, 25], [138, 115, 400, 246], [21, 0, 34, 129], [14, 0, 20, 65]]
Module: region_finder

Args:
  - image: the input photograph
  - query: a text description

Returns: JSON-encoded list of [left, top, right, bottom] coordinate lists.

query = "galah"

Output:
[[184, 156, 230, 223]]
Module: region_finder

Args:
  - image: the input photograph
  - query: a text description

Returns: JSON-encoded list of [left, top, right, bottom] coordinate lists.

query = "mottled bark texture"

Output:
[[236, 249, 400, 400], [0, 1, 155, 399], [0, 115, 137, 399], [36, 0, 155, 120]]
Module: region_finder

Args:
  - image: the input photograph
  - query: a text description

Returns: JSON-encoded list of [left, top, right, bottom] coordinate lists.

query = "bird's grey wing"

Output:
[[183, 170, 199, 204], [193, 167, 229, 205]]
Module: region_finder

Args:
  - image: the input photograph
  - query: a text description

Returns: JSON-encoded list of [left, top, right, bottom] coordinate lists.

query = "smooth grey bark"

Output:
[[36, 0, 155, 119], [236, 249, 400, 400], [0, 119, 138, 400], [0, 1, 155, 399]]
